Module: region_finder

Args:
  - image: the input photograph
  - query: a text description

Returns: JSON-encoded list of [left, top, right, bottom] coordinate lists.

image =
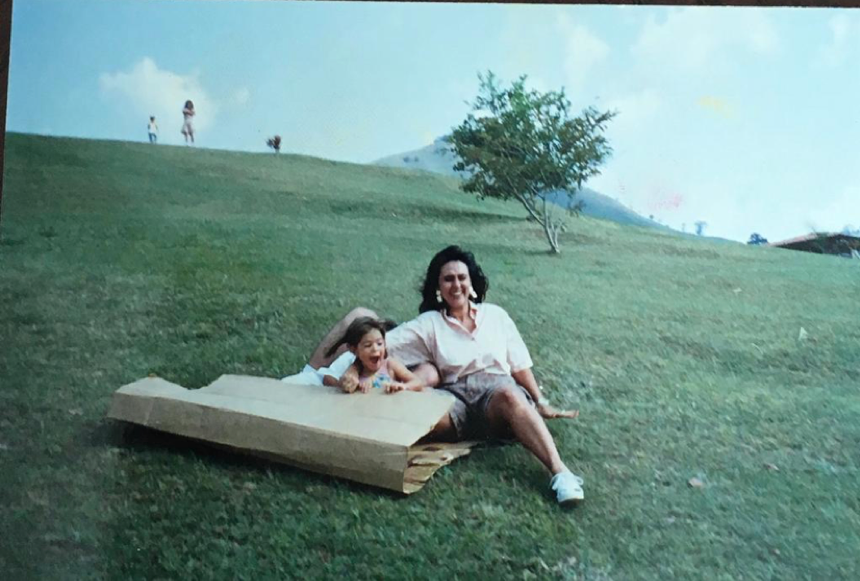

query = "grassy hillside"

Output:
[[2, 133, 859, 579], [373, 139, 675, 232]]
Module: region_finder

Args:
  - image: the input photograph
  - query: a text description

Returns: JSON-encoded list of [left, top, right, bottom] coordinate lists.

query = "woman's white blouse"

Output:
[[387, 303, 533, 384]]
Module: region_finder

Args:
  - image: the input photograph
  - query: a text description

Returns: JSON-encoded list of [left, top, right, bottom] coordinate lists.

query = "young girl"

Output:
[[323, 317, 423, 394], [181, 100, 195, 144]]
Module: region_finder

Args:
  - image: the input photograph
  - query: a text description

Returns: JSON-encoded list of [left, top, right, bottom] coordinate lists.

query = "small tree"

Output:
[[266, 135, 282, 153], [447, 71, 615, 253], [694, 221, 707, 236], [747, 233, 768, 245]]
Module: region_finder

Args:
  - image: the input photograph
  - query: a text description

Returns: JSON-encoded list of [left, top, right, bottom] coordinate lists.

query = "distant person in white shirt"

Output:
[[147, 116, 158, 144], [283, 245, 585, 506]]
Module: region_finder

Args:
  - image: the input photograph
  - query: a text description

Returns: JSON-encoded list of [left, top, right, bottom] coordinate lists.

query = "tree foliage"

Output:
[[747, 233, 769, 245], [446, 72, 616, 253], [266, 135, 281, 153]]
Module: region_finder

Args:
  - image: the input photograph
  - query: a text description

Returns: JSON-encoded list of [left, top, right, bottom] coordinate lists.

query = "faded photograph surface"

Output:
[[2, 1, 859, 579]]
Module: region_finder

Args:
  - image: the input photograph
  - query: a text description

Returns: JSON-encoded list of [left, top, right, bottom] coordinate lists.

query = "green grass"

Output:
[[1, 133, 859, 580]]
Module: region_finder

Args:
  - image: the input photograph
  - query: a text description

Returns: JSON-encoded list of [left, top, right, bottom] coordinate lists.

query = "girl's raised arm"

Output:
[[387, 358, 424, 392], [338, 364, 360, 393]]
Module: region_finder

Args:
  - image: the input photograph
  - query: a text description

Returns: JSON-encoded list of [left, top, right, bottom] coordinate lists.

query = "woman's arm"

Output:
[[511, 368, 578, 420], [500, 306, 577, 419], [510, 367, 542, 402], [386, 359, 424, 392], [385, 312, 436, 372]]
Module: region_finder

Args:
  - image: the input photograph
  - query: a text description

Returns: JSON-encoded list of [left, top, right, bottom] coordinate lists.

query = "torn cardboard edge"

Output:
[[107, 374, 476, 494]]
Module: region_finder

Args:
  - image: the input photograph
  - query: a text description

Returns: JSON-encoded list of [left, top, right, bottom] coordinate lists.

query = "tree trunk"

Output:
[[515, 193, 544, 225], [544, 222, 560, 253], [540, 195, 561, 253]]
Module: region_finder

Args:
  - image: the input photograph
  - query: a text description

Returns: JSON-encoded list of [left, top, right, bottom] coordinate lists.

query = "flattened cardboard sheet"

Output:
[[108, 374, 474, 493]]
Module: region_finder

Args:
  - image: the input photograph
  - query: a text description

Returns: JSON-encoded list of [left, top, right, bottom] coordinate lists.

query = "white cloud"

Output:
[[232, 87, 251, 107], [816, 13, 855, 68], [806, 182, 860, 235], [603, 88, 662, 146], [99, 58, 218, 136], [632, 7, 779, 72], [557, 16, 610, 88], [587, 88, 662, 203], [744, 11, 779, 55]]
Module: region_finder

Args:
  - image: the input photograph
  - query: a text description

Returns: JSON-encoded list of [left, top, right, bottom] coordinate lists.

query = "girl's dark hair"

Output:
[[418, 245, 489, 314], [324, 317, 397, 358], [185, 100, 194, 109]]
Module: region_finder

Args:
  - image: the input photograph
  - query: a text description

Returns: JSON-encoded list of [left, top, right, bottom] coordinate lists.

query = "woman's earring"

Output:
[[435, 290, 443, 303], [469, 288, 478, 299]]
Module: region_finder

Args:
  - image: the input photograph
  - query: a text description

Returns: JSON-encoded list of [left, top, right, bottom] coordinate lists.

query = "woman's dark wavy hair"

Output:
[[184, 100, 194, 109], [418, 245, 489, 314], [324, 316, 397, 359]]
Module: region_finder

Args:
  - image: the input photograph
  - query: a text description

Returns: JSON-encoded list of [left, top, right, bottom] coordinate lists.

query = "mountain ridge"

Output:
[[372, 138, 677, 233]]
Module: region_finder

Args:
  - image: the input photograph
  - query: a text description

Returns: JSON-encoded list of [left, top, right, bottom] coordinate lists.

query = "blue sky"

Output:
[[7, 0, 860, 242]]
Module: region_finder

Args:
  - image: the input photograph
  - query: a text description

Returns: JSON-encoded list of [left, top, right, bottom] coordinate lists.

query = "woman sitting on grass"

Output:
[[323, 316, 424, 394], [289, 245, 584, 506]]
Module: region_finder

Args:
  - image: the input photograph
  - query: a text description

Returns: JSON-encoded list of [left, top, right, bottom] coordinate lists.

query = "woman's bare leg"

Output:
[[418, 413, 457, 443], [485, 387, 568, 475], [410, 362, 446, 444], [307, 307, 379, 369]]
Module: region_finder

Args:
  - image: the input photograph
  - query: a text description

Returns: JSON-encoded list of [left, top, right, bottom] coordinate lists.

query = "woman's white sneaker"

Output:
[[550, 471, 584, 506]]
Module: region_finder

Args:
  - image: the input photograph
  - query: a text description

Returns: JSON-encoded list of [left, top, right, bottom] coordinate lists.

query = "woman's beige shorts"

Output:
[[439, 372, 535, 440]]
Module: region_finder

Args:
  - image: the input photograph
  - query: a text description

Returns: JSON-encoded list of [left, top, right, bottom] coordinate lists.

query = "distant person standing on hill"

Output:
[[181, 100, 195, 145], [147, 116, 159, 144]]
